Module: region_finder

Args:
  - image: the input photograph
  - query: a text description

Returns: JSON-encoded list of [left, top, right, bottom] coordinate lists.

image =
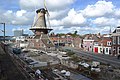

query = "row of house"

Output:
[[83, 26, 120, 56], [50, 33, 113, 55], [50, 35, 83, 48], [50, 27, 120, 56], [13, 27, 120, 56], [83, 33, 112, 55]]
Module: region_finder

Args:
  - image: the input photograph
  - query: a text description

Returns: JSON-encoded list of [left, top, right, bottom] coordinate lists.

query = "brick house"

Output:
[[83, 34, 100, 52], [100, 36, 112, 55], [50, 35, 83, 48], [94, 35, 112, 55], [111, 26, 120, 56]]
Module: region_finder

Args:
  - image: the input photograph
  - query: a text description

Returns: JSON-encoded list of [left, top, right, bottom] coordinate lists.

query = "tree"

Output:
[[74, 31, 78, 35], [72, 31, 78, 37]]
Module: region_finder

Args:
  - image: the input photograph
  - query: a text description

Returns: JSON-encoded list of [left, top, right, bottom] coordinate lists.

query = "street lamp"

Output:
[[0, 23, 5, 42], [57, 35, 60, 51]]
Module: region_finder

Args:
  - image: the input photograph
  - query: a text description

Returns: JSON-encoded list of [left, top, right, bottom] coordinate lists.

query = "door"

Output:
[[94, 47, 98, 53]]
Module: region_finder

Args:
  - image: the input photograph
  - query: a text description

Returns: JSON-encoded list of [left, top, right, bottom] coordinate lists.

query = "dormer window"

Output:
[[116, 29, 120, 33], [47, 40, 51, 44]]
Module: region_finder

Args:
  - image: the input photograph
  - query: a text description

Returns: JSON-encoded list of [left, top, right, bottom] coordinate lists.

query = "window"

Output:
[[113, 47, 116, 53], [36, 39, 39, 42], [106, 48, 108, 53], [116, 29, 120, 33], [118, 36, 120, 44], [47, 40, 51, 44], [107, 41, 111, 46], [113, 37, 116, 44], [113, 47, 116, 50], [107, 42, 109, 46], [110, 42, 111, 45], [90, 46, 91, 48], [100, 48, 102, 53], [118, 47, 120, 54]]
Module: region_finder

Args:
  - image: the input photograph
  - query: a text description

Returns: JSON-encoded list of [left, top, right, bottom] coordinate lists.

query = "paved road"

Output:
[[63, 47, 120, 68]]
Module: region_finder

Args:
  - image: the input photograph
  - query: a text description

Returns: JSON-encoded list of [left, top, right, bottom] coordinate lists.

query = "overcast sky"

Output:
[[0, 0, 120, 36]]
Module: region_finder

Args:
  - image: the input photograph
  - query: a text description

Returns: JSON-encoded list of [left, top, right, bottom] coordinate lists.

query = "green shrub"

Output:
[[66, 51, 75, 56]]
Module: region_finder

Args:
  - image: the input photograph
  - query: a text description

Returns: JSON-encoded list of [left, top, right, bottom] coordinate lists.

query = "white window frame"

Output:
[[107, 42, 109, 46], [110, 42, 111, 45], [118, 36, 120, 44], [116, 29, 120, 33], [106, 48, 108, 53], [113, 37, 116, 44], [118, 47, 120, 54]]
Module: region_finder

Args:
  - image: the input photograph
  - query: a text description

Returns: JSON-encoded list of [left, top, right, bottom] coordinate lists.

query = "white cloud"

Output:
[[82, 0, 114, 17], [62, 9, 86, 26], [77, 26, 111, 34], [18, 0, 120, 34], [116, 19, 120, 26], [92, 17, 117, 26], [19, 0, 43, 10], [20, 0, 75, 11], [46, 0, 74, 10], [1, 0, 120, 35], [49, 9, 68, 19], [50, 19, 62, 26], [52, 26, 64, 31], [16, 10, 26, 17], [0, 10, 34, 25], [50, 8, 86, 27], [114, 9, 120, 18], [69, 27, 81, 32]]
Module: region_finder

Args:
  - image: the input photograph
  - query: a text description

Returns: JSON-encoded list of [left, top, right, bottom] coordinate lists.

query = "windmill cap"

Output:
[[36, 8, 46, 13], [117, 26, 120, 28]]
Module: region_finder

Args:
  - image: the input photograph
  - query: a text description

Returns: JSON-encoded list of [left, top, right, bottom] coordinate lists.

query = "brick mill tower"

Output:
[[30, 8, 54, 50]]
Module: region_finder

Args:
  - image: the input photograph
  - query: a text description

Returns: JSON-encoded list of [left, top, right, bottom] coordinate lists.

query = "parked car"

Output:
[[25, 58, 34, 64], [25, 58, 42, 67], [29, 61, 39, 65], [91, 66, 101, 72], [13, 48, 21, 54]]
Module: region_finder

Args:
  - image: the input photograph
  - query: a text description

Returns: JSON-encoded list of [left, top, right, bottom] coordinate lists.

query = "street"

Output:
[[63, 47, 120, 68]]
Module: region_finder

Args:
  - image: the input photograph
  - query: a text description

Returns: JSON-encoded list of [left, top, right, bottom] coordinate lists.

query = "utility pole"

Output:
[[0, 23, 5, 42], [0, 23, 5, 51], [3, 23, 5, 43]]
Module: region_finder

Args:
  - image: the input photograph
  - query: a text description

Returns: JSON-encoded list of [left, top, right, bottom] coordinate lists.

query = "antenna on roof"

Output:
[[109, 26, 111, 34]]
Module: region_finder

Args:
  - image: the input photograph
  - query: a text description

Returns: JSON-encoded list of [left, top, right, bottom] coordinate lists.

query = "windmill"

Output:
[[30, 0, 54, 50]]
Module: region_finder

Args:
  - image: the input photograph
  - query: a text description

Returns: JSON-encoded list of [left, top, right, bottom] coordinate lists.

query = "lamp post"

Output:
[[57, 34, 60, 51], [0, 23, 5, 42]]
